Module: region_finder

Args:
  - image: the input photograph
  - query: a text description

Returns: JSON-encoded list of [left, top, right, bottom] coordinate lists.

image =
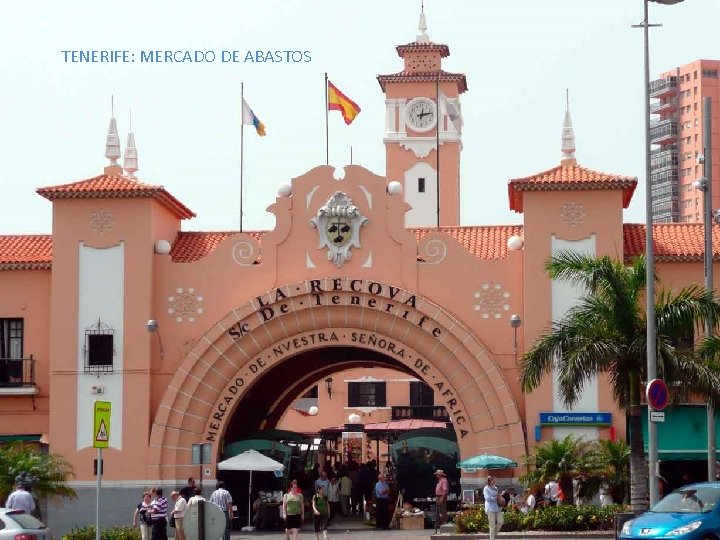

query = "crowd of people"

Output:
[[132, 478, 233, 540]]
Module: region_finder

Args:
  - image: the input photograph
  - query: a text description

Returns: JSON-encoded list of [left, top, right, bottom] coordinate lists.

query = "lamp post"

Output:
[[635, 0, 684, 508], [510, 314, 522, 360]]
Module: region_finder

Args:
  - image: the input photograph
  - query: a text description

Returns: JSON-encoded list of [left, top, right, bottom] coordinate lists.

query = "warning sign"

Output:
[[93, 401, 111, 449]]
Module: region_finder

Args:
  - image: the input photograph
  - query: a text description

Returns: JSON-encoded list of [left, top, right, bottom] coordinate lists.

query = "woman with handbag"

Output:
[[133, 492, 153, 540]]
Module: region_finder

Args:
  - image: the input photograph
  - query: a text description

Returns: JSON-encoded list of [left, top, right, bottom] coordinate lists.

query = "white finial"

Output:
[[417, 1, 429, 43], [561, 88, 576, 166], [123, 108, 139, 178], [104, 96, 121, 167]]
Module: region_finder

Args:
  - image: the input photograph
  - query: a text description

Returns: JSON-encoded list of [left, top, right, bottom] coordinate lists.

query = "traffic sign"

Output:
[[650, 411, 665, 423], [93, 401, 111, 449], [646, 379, 670, 411]]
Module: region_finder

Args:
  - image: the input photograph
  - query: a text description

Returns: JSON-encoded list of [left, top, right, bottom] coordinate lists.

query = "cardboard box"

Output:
[[400, 514, 425, 530]]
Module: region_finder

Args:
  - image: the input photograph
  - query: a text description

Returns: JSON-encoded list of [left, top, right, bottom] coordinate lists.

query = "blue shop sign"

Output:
[[539, 412, 612, 426]]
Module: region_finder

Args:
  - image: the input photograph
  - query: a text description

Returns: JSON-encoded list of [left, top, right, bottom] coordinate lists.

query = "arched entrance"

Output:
[[147, 279, 525, 480]]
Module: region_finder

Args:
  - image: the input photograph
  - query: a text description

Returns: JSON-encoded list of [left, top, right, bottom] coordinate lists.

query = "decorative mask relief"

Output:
[[310, 191, 368, 267], [473, 282, 510, 319], [168, 287, 204, 322]]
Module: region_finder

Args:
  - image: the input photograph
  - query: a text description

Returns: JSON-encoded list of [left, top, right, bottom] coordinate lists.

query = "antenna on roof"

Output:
[[123, 108, 139, 178], [104, 95, 121, 169], [417, 0, 429, 43], [560, 88, 577, 167]]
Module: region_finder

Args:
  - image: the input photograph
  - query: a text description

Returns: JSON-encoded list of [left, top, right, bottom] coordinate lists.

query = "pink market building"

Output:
[[0, 14, 717, 533]]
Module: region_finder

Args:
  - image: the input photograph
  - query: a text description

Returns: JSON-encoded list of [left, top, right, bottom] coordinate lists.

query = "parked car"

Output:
[[620, 482, 720, 539], [0, 509, 50, 540]]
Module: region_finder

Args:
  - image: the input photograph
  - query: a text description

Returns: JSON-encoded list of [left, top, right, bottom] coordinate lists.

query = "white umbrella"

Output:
[[217, 449, 284, 531]]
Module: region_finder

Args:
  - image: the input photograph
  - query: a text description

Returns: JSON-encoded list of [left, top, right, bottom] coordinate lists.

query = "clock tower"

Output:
[[377, 11, 467, 227]]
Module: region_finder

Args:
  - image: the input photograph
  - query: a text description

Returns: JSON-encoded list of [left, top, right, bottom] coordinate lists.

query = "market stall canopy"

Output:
[[320, 419, 449, 439], [456, 454, 518, 470], [397, 427, 457, 442], [391, 436, 458, 457], [217, 449, 285, 471], [241, 429, 310, 443]]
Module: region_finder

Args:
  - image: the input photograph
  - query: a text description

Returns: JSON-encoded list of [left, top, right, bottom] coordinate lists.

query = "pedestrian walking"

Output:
[[209, 481, 233, 540], [133, 491, 153, 540], [179, 478, 195, 502], [373, 473, 390, 530], [339, 472, 351, 516], [283, 481, 304, 540], [149, 487, 168, 540], [483, 476, 501, 540], [170, 491, 188, 540], [312, 485, 330, 540], [434, 469, 449, 526], [6, 480, 35, 514]]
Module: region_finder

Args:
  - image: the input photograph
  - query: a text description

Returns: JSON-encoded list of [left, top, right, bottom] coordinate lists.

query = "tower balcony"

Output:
[[650, 168, 679, 187], [391, 405, 449, 422], [649, 77, 678, 99], [651, 97, 678, 115], [650, 120, 678, 146], [650, 147, 678, 171]]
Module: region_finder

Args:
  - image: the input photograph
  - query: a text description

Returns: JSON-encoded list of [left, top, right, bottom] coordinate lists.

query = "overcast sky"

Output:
[[1, 0, 719, 235]]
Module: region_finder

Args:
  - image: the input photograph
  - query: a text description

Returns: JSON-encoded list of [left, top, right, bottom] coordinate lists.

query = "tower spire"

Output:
[[104, 95, 122, 173], [560, 88, 577, 166], [417, 1, 429, 43], [123, 108, 139, 178]]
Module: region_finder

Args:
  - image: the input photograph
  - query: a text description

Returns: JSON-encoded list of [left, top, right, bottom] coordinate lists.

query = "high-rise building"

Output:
[[650, 59, 720, 223]]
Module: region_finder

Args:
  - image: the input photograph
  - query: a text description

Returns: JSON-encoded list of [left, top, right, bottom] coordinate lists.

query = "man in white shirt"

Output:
[[544, 478, 559, 506], [188, 486, 206, 506], [209, 481, 233, 540], [170, 491, 188, 540], [6, 482, 35, 514]]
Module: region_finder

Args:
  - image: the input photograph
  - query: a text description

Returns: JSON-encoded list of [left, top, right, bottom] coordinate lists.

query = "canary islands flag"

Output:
[[328, 80, 361, 125], [242, 98, 266, 136]]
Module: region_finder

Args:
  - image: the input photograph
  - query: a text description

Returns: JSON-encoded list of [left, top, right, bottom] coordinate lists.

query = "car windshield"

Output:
[[5, 512, 46, 529], [651, 488, 720, 514]]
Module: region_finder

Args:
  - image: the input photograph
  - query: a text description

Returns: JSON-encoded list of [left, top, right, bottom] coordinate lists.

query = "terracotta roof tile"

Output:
[[170, 231, 265, 263], [624, 223, 720, 262], [396, 42, 450, 58], [36, 173, 195, 220], [377, 70, 468, 93], [0, 235, 52, 270], [508, 162, 637, 212], [414, 226, 523, 259]]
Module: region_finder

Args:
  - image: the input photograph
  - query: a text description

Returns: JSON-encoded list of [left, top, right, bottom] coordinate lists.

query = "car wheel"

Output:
[[700, 535, 716, 540]]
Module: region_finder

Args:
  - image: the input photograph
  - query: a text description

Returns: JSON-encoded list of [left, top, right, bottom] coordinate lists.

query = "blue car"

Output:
[[621, 483, 720, 539]]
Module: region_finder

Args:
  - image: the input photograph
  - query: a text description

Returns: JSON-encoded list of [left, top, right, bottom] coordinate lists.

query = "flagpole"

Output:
[[350, 146, 353, 165], [240, 82, 245, 232], [435, 73, 441, 229], [325, 72, 329, 165]]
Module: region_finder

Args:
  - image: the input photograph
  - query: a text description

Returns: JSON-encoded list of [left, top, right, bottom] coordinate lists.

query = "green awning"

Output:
[[641, 405, 720, 461], [0, 434, 42, 443]]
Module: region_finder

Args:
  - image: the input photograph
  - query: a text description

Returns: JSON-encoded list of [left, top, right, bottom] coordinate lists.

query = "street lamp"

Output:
[[635, 0, 684, 507], [325, 376, 334, 399], [146, 319, 164, 359], [510, 314, 522, 360], [695, 98, 715, 480]]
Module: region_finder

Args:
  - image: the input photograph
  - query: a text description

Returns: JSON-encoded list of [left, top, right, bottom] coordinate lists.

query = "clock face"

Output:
[[405, 98, 437, 132]]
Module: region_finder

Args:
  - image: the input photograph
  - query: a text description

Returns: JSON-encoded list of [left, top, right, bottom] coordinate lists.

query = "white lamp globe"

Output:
[[154, 240, 172, 254], [507, 235, 524, 251], [348, 413, 361, 424], [387, 181, 403, 196], [277, 184, 293, 197], [308, 406, 319, 416]]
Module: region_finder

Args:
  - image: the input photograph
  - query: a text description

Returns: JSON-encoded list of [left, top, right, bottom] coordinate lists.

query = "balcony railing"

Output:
[[651, 97, 677, 115], [649, 77, 678, 98], [391, 405, 449, 422], [650, 120, 678, 145], [0, 356, 36, 388]]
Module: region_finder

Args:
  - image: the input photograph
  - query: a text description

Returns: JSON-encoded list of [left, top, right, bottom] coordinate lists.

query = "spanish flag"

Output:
[[328, 80, 361, 125]]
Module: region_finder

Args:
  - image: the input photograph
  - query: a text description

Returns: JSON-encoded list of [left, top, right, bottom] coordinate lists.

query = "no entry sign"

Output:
[[646, 379, 670, 411]]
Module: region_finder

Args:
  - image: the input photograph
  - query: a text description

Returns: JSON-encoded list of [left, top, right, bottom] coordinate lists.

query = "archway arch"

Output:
[[147, 279, 524, 479]]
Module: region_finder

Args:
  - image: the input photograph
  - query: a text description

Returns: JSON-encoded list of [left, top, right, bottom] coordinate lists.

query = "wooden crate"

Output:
[[399, 514, 425, 530]]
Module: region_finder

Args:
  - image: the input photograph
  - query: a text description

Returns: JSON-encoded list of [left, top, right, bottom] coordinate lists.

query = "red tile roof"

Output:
[[624, 223, 720, 261], [4, 224, 717, 270], [36, 173, 195, 220], [414, 226, 524, 259], [377, 70, 468, 93], [396, 42, 450, 58], [170, 231, 265, 263], [0, 235, 52, 270], [508, 162, 637, 212]]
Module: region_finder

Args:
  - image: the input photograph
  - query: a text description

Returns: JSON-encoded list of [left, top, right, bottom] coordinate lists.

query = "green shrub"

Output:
[[454, 504, 627, 534], [61, 525, 141, 540]]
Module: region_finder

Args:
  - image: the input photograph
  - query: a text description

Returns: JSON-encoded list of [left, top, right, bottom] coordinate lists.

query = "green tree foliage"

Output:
[[519, 252, 720, 512], [0, 442, 76, 505]]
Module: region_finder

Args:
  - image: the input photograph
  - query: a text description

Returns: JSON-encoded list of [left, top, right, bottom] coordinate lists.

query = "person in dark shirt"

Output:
[[179, 478, 196, 501]]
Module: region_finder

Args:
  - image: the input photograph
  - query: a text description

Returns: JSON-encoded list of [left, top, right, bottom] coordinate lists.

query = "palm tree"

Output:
[[0, 442, 76, 506], [519, 252, 720, 512], [576, 439, 631, 505], [520, 434, 593, 505]]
